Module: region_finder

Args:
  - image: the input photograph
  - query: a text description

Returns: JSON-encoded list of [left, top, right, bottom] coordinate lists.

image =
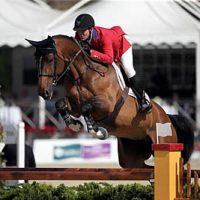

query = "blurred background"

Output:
[[0, 0, 199, 174]]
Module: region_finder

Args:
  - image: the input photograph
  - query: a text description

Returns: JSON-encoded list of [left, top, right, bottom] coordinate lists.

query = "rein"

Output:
[[72, 38, 106, 78], [53, 48, 82, 85]]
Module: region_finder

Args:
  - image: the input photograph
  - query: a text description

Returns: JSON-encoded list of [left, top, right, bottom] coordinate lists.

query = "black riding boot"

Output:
[[129, 76, 152, 113]]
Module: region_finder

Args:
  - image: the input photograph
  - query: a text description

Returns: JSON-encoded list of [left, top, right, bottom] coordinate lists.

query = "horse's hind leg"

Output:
[[117, 138, 152, 168]]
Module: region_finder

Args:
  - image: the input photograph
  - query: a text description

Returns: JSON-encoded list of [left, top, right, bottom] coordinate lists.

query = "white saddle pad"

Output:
[[112, 62, 150, 101]]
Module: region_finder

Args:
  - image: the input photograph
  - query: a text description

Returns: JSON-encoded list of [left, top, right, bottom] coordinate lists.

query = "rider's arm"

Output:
[[90, 37, 114, 64]]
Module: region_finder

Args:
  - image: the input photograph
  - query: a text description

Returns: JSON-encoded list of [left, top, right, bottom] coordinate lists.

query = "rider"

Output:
[[73, 13, 151, 113]]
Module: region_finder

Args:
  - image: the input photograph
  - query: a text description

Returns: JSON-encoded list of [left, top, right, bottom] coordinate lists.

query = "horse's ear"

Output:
[[47, 35, 54, 43], [25, 38, 39, 47]]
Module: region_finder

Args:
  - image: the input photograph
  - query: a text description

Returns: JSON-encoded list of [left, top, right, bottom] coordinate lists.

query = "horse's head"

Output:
[[26, 36, 59, 100], [26, 35, 85, 100], [26, 35, 106, 102]]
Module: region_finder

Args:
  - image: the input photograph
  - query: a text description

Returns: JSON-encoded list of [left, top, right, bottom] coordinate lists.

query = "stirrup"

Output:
[[139, 99, 152, 113]]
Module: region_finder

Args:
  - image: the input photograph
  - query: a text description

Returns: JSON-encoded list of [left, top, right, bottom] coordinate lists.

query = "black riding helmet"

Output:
[[73, 14, 95, 31]]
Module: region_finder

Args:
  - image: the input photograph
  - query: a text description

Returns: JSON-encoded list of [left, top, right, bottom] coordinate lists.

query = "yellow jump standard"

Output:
[[152, 143, 184, 200]]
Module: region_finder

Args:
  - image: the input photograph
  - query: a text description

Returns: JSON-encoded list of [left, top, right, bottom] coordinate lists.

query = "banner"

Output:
[[34, 138, 118, 164]]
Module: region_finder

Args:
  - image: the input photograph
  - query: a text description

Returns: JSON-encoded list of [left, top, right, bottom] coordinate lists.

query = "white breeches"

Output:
[[120, 35, 136, 78]]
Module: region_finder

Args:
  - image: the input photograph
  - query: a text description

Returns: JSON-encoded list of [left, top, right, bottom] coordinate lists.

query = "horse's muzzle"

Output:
[[39, 87, 53, 100], [44, 90, 52, 100]]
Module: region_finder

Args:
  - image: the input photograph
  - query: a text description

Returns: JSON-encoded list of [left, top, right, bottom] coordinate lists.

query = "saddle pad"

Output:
[[112, 62, 150, 101]]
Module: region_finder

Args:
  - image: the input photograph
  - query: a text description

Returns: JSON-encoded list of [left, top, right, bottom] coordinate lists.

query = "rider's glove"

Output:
[[79, 41, 91, 54]]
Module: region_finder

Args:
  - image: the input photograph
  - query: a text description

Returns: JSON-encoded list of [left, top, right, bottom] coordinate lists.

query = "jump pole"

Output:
[[152, 143, 184, 200]]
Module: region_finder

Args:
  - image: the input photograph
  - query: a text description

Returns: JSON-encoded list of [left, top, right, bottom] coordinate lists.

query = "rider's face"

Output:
[[77, 29, 90, 41]]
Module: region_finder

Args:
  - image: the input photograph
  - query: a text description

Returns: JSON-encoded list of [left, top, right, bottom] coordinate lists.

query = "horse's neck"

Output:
[[54, 36, 78, 56], [55, 37, 107, 76], [56, 37, 122, 102], [56, 38, 83, 79]]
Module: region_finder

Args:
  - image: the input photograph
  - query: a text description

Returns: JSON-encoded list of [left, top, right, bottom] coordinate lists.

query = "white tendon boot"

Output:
[[68, 120, 83, 132], [84, 114, 109, 140]]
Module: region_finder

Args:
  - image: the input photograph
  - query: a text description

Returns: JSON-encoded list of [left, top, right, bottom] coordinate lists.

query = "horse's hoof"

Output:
[[68, 120, 83, 132], [95, 127, 109, 140]]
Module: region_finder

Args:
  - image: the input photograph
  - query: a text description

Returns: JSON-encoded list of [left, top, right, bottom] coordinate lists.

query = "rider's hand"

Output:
[[80, 41, 91, 54]]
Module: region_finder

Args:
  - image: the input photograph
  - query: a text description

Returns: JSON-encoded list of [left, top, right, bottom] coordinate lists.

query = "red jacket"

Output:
[[75, 26, 131, 64]]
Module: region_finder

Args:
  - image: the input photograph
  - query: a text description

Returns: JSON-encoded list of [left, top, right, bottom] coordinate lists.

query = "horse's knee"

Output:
[[55, 98, 69, 117], [55, 98, 80, 129]]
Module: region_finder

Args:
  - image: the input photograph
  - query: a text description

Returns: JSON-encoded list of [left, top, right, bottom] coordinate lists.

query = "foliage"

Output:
[[0, 181, 199, 200], [0, 182, 154, 200]]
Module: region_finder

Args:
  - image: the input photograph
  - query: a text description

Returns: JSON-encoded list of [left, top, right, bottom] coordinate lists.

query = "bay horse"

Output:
[[26, 35, 194, 168]]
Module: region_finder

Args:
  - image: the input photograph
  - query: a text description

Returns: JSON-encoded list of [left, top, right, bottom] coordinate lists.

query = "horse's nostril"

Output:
[[44, 90, 49, 98]]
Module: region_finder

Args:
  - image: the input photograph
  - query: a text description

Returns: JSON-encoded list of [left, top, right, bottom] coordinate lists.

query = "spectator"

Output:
[[2, 144, 36, 167], [0, 85, 5, 107], [0, 98, 22, 143]]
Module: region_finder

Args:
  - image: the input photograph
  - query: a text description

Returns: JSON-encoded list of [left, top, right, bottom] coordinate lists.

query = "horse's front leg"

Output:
[[55, 98, 84, 132], [81, 95, 111, 139], [55, 96, 110, 139]]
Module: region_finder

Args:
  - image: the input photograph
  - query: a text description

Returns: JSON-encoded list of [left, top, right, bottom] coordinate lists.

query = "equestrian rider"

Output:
[[73, 13, 151, 113]]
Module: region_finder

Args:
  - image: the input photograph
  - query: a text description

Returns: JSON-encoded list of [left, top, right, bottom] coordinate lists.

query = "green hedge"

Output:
[[0, 182, 153, 200], [0, 182, 199, 200]]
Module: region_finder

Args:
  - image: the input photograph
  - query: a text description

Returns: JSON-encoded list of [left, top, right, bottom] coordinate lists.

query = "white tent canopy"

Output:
[[47, 0, 199, 45], [1, 0, 198, 47], [0, 0, 62, 47]]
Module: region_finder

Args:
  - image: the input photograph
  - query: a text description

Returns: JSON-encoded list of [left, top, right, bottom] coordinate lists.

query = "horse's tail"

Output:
[[168, 114, 194, 164]]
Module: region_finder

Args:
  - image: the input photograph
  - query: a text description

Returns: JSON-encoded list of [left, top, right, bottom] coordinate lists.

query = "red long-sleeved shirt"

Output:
[[75, 26, 131, 64]]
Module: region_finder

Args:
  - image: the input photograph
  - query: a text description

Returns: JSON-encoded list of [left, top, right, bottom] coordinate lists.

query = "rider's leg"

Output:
[[55, 98, 83, 132], [120, 40, 152, 113], [129, 76, 152, 112]]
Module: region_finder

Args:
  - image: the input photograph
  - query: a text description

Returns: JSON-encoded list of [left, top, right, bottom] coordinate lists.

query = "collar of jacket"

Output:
[[88, 27, 98, 44]]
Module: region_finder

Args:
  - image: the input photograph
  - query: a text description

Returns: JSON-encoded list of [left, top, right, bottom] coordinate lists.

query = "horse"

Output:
[[26, 35, 194, 168]]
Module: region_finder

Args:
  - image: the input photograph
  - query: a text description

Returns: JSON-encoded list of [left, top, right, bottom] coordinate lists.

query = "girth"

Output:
[[100, 87, 129, 126]]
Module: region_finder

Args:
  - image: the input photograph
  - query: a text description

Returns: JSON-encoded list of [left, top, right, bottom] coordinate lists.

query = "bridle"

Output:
[[37, 47, 82, 86]]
